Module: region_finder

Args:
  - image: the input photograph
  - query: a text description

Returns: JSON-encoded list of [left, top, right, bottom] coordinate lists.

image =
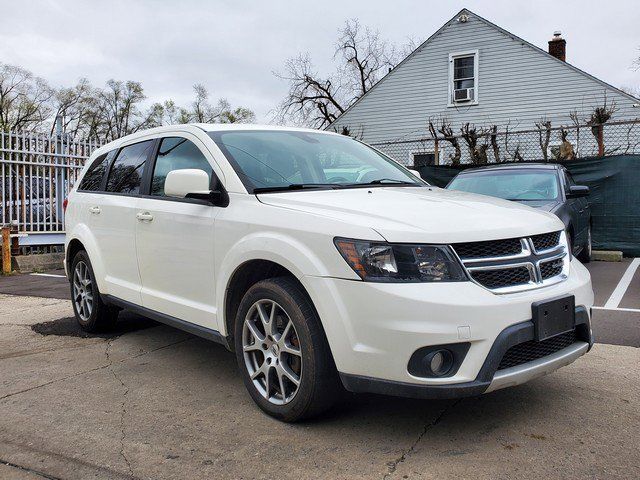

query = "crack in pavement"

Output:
[[0, 337, 191, 401], [1, 458, 63, 480], [382, 399, 463, 479], [105, 338, 134, 479], [1, 438, 141, 480]]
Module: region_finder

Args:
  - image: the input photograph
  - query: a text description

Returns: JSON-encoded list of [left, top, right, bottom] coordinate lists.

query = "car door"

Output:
[[135, 135, 219, 330], [561, 169, 586, 244], [73, 149, 116, 235], [93, 140, 155, 304]]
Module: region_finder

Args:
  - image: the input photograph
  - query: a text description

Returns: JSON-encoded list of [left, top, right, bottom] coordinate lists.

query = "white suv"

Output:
[[65, 124, 594, 421]]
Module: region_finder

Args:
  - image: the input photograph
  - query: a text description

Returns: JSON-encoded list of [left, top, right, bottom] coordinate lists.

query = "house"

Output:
[[327, 8, 640, 165]]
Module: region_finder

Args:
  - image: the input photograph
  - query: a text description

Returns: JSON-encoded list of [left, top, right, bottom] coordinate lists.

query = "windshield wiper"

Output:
[[354, 178, 420, 186], [370, 178, 417, 185], [253, 183, 340, 193]]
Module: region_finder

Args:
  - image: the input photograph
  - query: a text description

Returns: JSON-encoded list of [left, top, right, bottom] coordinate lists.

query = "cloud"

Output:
[[0, 0, 637, 123]]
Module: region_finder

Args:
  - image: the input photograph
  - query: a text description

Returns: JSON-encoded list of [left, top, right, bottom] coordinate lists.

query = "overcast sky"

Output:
[[2, 0, 638, 122]]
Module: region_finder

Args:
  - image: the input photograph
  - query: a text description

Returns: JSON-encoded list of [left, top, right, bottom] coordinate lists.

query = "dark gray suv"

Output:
[[447, 163, 591, 262]]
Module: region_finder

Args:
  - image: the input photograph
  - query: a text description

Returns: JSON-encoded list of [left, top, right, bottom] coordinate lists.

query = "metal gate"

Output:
[[0, 129, 101, 246]]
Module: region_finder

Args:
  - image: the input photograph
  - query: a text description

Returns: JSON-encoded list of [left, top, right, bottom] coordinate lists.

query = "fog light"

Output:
[[424, 349, 453, 376]]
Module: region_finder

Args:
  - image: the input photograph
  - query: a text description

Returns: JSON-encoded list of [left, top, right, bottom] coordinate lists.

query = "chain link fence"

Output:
[[370, 119, 640, 167]]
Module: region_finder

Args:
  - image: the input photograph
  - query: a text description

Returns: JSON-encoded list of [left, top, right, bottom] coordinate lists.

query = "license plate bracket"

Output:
[[532, 295, 575, 342]]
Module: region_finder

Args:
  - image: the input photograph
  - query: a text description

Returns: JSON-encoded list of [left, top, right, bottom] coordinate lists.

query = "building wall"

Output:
[[328, 11, 639, 145]]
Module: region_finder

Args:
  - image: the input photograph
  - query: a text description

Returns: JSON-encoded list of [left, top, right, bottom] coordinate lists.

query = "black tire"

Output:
[[70, 250, 118, 332], [234, 276, 341, 422], [577, 225, 592, 264]]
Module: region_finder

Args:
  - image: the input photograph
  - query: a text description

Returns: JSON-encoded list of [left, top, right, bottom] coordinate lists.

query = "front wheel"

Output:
[[577, 225, 592, 263], [234, 277, 341, 422]]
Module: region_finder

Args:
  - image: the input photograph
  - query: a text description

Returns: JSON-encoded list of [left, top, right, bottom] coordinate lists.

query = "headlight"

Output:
[[334, 238, 467, 282]]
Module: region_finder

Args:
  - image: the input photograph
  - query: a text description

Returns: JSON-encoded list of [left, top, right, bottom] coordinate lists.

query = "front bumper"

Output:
[[339, 307, 591, 399], [302, 259, 593, 395]]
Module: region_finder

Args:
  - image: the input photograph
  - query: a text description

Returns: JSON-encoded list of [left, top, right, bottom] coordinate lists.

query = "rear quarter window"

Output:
[[78, 151, 114, 191], [105, 140, 155, 194]]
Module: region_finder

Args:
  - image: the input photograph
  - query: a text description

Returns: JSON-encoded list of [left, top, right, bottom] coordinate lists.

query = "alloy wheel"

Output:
[[242, 299, 302, 405], [73, 261, 93, 321]]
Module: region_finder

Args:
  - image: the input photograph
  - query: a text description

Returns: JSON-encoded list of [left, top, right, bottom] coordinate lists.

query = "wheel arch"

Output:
[[65, 226, 107, 292], [222, 259, 314, 348], [66, 238, 85, 274]]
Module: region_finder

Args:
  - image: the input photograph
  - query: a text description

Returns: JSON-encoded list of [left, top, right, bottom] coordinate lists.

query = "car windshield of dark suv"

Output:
[[447, 169, 560, 201], [208, 130, 423, 192]]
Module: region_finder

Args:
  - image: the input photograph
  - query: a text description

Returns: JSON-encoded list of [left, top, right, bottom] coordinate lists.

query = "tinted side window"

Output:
[[79, 151, 114, 191], [151, 137, 213, 196], [106, 140, 155, 194]]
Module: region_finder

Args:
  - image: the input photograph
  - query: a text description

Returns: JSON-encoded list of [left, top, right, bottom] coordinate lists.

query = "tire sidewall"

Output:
[[234, 280, 324, 421]]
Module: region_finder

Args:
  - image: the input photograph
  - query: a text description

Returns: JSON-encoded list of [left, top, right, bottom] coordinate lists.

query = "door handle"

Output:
[[88, 206, 101, 214], [136, 212, 154, 222]]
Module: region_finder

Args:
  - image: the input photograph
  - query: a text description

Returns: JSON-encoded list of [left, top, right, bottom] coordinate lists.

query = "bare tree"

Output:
[[153, 99, 191, 125], [0, 63, 53, 132], [0, 62, 256, 141], [569, 110, 582, 157], [586, 93, 617, 156], [93, 80, 155, 141], [460, 123, 488, 165], [189, 84, 255, 124], [276, 19, 417, 128], [503, 124, 524, 162], [557, 127, 575, 160], [535, 118, 552, 162], [275, 53, 347, 128], [489, 125, 501, 163], [50, 78, 96, 137], [336, 19, 397, 98], [428, 118, 461, 165]]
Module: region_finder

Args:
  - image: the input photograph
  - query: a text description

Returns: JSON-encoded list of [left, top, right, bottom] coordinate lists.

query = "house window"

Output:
[[412, 152, 436, 168], [449, 50, 478, 106]]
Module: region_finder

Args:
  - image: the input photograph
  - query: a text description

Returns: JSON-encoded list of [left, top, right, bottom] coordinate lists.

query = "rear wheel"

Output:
[[234, 277, 341, 422], [70, 250, 118, 332]]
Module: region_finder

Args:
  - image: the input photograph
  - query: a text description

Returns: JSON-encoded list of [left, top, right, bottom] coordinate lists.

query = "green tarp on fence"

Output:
[[417, 155, 640, 256]]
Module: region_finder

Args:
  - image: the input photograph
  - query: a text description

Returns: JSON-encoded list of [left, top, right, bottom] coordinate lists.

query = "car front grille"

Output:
[[452, 231, 568, 293], [540, 258, 564, 280], [452, 238, 522, 259], [497, 330, 577, 370], [531, 231, 561, 252], [470, 266, 531, 289]]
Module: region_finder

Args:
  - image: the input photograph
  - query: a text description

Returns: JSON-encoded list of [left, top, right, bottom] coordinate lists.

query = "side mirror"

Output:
[[407, 168, 422, 178], [164, 169, 229, 206], [567, 185, 590, 198], [165, 169, 211, 198]]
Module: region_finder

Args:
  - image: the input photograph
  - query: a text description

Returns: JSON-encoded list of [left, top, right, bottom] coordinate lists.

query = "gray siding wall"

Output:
[[329, 12, 638, 144]]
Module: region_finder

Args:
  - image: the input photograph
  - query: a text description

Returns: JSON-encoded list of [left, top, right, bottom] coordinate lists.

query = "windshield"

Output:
[[447, 169, 560, 201], [208, 130, 423, 192]]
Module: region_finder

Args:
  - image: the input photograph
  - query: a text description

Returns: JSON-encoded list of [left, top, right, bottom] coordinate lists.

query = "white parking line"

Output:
[[29, 273, 66, 278], [603, 258, 640, 309]]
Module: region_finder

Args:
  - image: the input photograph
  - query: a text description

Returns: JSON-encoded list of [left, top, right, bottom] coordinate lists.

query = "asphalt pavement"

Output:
[[0, 259, 638, 479]]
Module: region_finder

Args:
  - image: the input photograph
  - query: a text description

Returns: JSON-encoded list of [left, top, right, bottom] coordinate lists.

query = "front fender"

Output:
[[215, 230, 360, 336]]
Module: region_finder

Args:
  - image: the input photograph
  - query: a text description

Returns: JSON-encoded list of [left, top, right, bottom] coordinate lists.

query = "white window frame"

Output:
[[448, 49, 479, 107]]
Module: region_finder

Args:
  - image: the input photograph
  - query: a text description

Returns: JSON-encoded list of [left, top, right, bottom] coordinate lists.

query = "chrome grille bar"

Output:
[[451, 230, 569, 294]]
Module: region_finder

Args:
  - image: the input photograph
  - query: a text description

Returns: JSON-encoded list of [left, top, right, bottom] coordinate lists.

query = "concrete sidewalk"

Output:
[[1, 293, 639, 480]]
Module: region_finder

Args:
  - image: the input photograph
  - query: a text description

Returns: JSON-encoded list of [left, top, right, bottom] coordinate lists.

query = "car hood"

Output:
[[257, 187, 564, 243]]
